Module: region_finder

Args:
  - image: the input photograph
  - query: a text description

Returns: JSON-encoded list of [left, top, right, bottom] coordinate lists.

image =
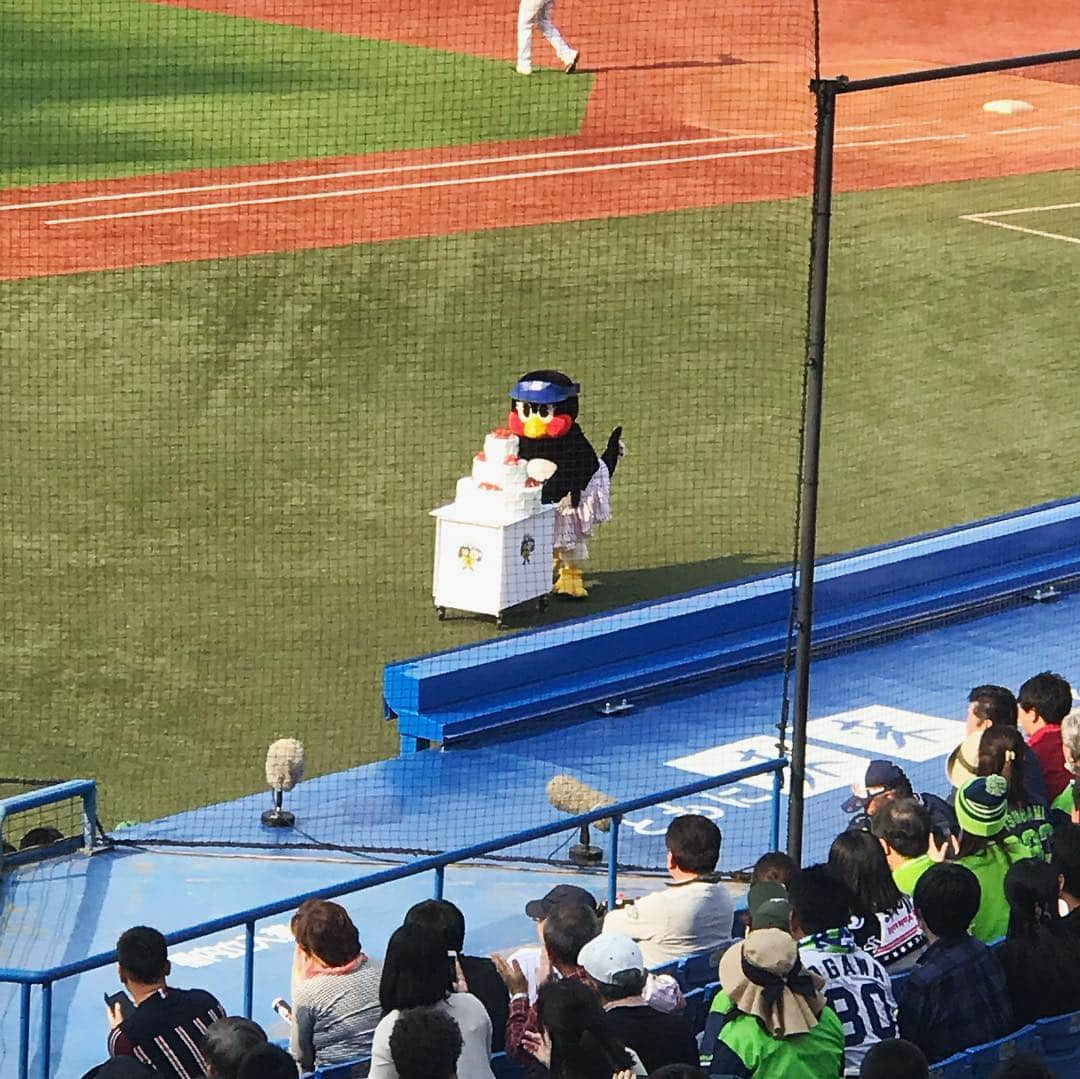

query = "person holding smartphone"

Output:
[[287, 899, 383, 1072], [106, 926, 225, 1078]]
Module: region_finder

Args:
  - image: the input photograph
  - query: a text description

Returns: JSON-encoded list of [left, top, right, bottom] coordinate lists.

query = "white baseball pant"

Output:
[[516, 0, 576, 72]]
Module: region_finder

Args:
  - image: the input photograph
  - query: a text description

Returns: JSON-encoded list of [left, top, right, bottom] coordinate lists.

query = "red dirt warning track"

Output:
[[4, 0, 1080, 280], [0, 132, 813, 280]]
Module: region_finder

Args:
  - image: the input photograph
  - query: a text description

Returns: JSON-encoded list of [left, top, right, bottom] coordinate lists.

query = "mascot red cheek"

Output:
[[508, 370, 623, 599]]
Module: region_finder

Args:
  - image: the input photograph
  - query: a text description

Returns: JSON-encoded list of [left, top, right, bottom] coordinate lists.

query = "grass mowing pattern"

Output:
[[1, 0, 592, 188], [2, 170, 1077, 827]]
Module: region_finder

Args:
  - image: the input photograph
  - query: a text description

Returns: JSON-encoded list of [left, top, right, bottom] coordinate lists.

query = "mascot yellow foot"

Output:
[[554, 564, 588, 599]]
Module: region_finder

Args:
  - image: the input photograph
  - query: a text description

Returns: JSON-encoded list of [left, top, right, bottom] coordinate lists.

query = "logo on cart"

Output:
[[457, 545, 482, 571], [520, 536, 536, 564]]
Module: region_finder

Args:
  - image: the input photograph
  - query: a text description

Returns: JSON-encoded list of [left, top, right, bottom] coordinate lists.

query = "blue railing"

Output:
[[0, 758, 785, 1079], [0, 780, 99, 870]]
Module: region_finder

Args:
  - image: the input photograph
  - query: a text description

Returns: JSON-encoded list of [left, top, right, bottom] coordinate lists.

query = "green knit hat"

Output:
[[956, 774, 1009, 837]]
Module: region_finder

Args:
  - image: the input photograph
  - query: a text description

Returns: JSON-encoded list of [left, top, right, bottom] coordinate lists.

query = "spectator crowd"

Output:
[[84, 673, 1080, 1079]]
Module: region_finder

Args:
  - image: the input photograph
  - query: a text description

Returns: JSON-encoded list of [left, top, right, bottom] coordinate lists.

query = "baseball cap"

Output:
[[955, 774, 1009, 837], [509, 378, 579, 404], [577, 934, 644, 984], [841, 760, 908, 814], [746, 881, 790, 931], [524, 884, 598, 920], [946, 731, 983, 788]]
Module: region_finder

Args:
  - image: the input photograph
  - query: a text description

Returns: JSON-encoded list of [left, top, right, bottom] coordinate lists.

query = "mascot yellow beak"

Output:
[[523, 414, 548, 439]]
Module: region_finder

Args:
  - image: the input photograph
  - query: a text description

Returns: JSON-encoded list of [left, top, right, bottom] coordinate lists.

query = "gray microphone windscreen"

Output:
[[546, 774, 614, 832], [266, 738, 305, 792]]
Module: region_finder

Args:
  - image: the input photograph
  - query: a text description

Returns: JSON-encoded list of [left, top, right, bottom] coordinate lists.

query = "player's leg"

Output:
[[537, 0, 579, 70], [516, 0, 544, 73]]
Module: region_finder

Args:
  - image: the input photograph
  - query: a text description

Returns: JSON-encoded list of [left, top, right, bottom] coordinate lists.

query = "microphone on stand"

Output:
[[547, 774, 615, 866], [262, 738, 305, 828]]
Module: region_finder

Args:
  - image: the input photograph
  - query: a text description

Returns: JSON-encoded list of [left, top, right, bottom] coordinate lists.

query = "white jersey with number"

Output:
[[799, 936, 898, 1077]]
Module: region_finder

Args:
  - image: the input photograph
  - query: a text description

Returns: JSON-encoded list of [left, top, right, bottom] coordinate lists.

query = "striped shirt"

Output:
[[109, 987, 225, 1078], [290, 960, 383, 1071]]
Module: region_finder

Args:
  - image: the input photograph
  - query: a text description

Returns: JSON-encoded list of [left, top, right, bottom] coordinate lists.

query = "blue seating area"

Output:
[[649, 949, 720, 991], [311, 1008, 1080, 1079], [1036, 1009, 1080, 1064], [922, 1014, 1080, 1078], [306, 961, 727, 1079], [964, 1024, 1043, 1079], [311, 1062, 365, 1079]]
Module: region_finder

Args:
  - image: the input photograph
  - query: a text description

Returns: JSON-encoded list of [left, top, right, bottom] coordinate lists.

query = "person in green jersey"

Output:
[[699, 928, 844, 1078], [953, 774, 1026, 942], [870, 799, 934, 896], [947, 726, 1053, 861]]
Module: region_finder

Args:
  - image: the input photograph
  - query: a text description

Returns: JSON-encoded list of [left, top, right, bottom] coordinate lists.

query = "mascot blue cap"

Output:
[[509, 377, 580, 404]]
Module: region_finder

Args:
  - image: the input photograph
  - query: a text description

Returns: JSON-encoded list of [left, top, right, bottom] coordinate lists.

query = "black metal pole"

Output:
[[840, 46, 1080, 93], [787, 78, 840, 864]]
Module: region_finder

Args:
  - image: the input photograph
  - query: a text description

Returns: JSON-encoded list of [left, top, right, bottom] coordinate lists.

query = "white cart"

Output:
[[431, 503, 555, 627]]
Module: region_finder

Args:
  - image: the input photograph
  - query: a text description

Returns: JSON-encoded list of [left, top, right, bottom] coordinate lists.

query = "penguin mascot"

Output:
[[508, 370, 622, 598]]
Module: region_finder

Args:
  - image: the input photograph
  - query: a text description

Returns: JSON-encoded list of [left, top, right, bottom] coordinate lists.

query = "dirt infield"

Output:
[[3, 0, 1079, 279]]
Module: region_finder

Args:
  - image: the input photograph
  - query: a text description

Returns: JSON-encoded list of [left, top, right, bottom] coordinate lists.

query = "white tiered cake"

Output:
[[454, 429, 544, 517]]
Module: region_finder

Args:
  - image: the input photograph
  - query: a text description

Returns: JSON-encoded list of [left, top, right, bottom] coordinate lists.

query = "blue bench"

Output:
[[384, 499, 1080, 752]]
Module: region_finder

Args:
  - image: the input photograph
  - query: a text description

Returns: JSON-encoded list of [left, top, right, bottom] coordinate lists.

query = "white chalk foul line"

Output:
[[44, 131, 988, 226], [45, 143, 816, 224], [962, 200, 1080, 246], [960, 216, 1080, 246], [40, 121, 1080, 227], [3, 117, 965, 215], [962, 201, 1080, 218], [0, 133, 793, 214]]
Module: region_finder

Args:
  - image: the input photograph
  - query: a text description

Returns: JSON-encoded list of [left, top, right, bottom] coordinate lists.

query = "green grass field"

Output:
[[3, 168, 1078, 825], [3, 0, 591, 187]]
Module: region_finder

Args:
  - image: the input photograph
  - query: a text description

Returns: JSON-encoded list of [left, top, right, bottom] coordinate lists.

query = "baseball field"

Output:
[[3, 0, 1079, 824]]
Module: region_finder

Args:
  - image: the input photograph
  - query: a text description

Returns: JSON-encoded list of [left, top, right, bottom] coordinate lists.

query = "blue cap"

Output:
[[509, 378, 580, 404], [841, 760, 908, 813]]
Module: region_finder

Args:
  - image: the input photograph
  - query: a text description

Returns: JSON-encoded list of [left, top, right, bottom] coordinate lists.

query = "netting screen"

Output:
[[0, 789, 86, 859], [801, 49, 1080, 859], [2, 0, 816, 862]]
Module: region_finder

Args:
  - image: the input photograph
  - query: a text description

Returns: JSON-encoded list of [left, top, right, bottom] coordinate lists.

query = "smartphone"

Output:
[[104, 990, 135, 1021], [271, 997, 293, 1021]]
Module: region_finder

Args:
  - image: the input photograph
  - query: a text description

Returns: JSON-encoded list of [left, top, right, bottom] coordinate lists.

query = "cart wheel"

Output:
[[538, 595, 548, 612], [436, 606, 447, 621]]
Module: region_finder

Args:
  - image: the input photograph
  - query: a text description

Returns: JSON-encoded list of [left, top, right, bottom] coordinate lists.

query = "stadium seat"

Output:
[[963, 1024, 1042, 1079], [490, 1052, 525, 1078], [311, 1059, 367, 1078], [675, 950, 717, 990], [730, 907, 748, 939], [683, 979, 724, 1035], [928, 1051, 973, 1079], [682, 987, 709, 1035], [1035, 1008, 1080, 1061]]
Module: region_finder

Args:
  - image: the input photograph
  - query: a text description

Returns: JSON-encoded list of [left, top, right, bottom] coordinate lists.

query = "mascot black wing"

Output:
[[508, 370, 622, 599]]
